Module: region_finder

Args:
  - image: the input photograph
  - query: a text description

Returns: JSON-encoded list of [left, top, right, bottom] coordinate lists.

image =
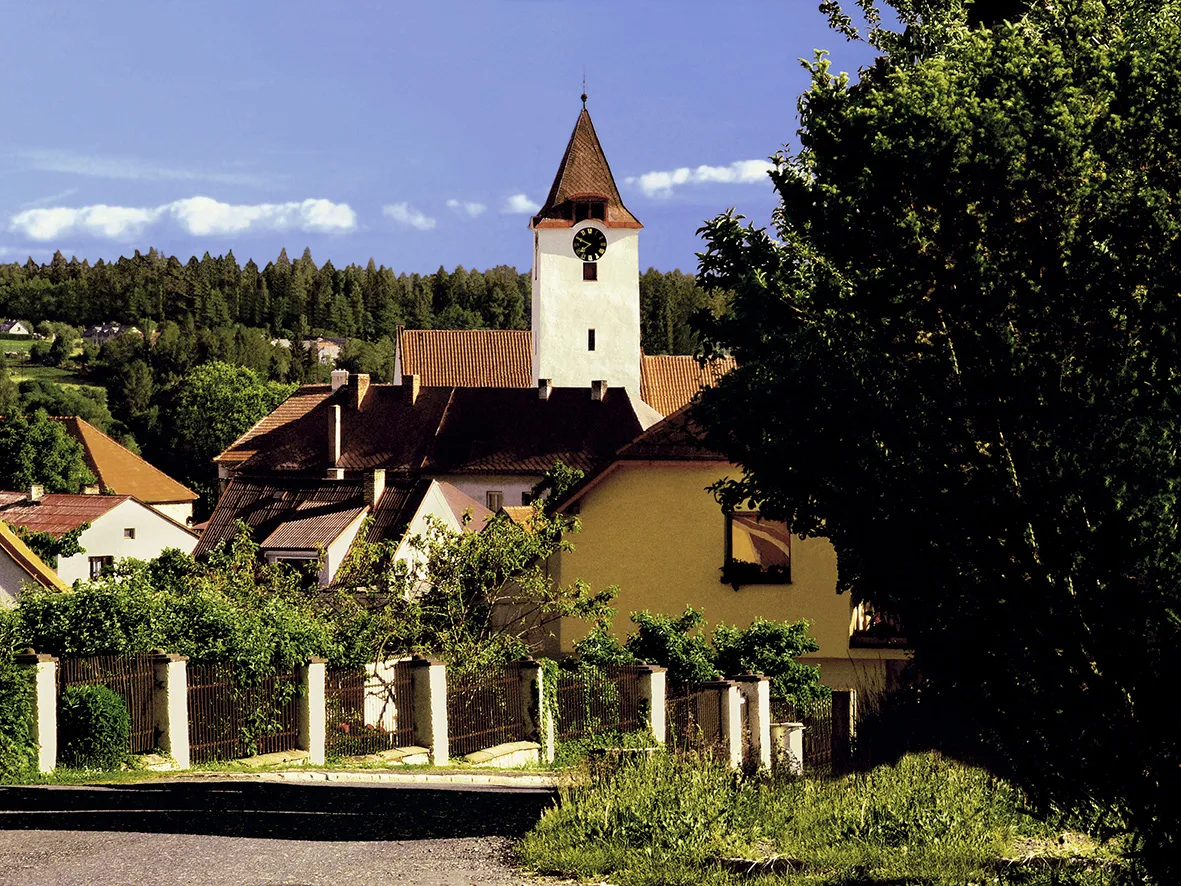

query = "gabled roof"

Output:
[[532, 106, 641, 230], [216, 384, 334, 465], [218, 384, 661, 477], [437, 481, 493, 531], [0, 520, 69, 591], [551, 406, 729, 514], [0, 492, 132, 537], [53, 417, 197, 504], [398, 329, 532, 388], [195, 476, 433, 559], [639, 354, 737, 418]]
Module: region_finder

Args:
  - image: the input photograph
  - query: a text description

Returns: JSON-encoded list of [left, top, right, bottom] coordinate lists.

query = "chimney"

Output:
[[349, 373, 371, 410], [27, 484, 44, 503], [364, 469, 386, 507], [591, 379, 608, 401], [327, 404, 342, 467], [330, 368, 349, 391], [82, 484, 100, 495], [403, 373, 421, 405], [538, 378, 552, 401]]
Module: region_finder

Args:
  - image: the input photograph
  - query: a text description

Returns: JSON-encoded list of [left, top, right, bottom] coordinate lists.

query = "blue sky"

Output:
[[0, 1, 880, 274]]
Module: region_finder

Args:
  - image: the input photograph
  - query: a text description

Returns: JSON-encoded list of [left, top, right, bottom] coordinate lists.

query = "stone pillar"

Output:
[[831, 689, 858, 775], [770, 722, 806, 775], [516, 658, 554, 763], [297, 657, 327, 766], [636, 664, 667, 744], [410, 655, 449, 765], [734, 673, 771, 771], [14, 650, 57, 774], [700, 679, 743, 769], [151, 652, 190, 769]]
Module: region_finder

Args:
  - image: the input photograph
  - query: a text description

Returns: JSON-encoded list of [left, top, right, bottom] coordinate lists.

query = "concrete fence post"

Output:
[[734, 673, 772, 771], [151, 651, 190, 769], [636, 664, 667, 744], [831, 689, 858, 775], [409, 655, 449, 766], [699, 679, 743, 769], [297, 657, 327, 766], [14, 650, 57, 774], [516, 658, 554, 763], [770, 722, 806, 775]]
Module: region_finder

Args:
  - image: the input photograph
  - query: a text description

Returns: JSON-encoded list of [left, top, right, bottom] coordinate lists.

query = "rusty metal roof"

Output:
[[0, 492, 130, 537]]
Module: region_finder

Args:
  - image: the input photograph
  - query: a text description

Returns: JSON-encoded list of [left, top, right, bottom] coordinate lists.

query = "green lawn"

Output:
[[519, 751, 1128, 885], [8, 363, 99, 391]]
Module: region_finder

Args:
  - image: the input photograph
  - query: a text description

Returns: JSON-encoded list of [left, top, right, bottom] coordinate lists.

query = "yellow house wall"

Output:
[[552, 462, 907, 690]]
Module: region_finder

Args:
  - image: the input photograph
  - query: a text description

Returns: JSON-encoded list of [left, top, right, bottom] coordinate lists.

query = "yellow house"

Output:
[[545, 406, 909, 693]]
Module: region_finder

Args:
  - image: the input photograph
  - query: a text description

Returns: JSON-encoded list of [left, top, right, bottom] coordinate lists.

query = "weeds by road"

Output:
[[519, 751, 1128, 885]]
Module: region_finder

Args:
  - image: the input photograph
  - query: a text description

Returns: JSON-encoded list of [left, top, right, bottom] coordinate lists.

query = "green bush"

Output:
[[58, 684, 131, 770], [0, 653, 36, 781]]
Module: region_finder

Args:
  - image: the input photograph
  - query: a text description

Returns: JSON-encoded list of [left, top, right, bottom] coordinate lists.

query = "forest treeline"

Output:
[[0, 248, 718, 509], [0, 248, 716, 357]]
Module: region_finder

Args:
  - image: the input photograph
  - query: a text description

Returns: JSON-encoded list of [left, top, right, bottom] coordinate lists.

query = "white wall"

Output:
[[0, 554, 32, 606], [532, 221, 642, 395], [319, 509, 370, 586], [150, 502, 193, 525], [57, 498, 198, 584], [429, 474, 539, 513]]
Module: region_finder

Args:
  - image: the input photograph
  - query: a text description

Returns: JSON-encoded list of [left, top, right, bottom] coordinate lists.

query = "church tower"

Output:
[[530, 98, 642, 396]]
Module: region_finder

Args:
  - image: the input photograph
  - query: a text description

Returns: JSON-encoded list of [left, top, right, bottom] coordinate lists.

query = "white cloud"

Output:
[[502, 193, 540, 214], [626, 159, 773, 197], [14, 149, 275, 187], [8, 196, 357, 241], [446, 198, 487, 218], [382, 202, 436, 231]]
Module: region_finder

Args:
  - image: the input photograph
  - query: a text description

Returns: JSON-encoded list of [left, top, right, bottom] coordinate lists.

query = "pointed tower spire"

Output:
[[531, 102, 641, 229]]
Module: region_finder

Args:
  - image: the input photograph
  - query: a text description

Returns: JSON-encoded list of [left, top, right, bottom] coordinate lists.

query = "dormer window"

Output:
[[573, 199, 607, 222]]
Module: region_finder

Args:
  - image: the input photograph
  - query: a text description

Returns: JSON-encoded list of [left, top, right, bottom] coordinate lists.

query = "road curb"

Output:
[[172, 770, 559, 789]]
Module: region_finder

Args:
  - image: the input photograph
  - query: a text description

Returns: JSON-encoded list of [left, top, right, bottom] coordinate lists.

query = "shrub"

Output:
[[0, 653, 36, 780], [58, 684, 131, 770]]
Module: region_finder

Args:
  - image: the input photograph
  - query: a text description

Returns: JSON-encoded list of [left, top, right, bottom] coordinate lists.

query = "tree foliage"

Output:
[[0, 410, 96, 492], [694, 0, 1181, 875]]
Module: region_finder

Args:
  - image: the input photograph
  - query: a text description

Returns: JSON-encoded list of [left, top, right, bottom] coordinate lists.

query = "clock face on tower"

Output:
[[572, 226, 607, 261]]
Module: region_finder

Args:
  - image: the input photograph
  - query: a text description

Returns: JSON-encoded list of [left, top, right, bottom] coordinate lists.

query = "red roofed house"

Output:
[[0, 488, 199, 584]]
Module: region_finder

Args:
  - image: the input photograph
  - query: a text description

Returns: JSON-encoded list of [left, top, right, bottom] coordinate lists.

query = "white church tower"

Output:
[[530, 97, 642, 396]]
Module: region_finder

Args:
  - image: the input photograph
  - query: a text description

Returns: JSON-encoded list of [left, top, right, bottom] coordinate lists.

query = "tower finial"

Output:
[[581, 73, 587, 108]]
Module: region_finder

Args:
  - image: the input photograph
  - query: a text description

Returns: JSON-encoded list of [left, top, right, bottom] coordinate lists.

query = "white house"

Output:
[[0, 489, 199, 584], [0, 320, 31, 336]]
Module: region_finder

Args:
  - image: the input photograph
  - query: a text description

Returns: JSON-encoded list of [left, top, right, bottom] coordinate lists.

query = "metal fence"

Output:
[[555, 663, 644, 741], [325, 661, 415, 757], [187, 663, 301, 764], [57, 654, 156, 754], [446, 662, 526, 758], [773, 694, 833, 772], [665, 683, 726, 753]]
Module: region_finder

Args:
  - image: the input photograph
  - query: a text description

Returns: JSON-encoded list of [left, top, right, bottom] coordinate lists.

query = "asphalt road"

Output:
[[0, 780, 560, 886]]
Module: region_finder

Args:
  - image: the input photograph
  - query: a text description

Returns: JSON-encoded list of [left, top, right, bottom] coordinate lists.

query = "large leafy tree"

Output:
[[694, 0, 1181, 875], [0, 410, 95, 492]]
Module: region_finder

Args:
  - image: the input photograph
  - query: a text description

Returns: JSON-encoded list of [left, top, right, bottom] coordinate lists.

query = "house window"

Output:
[[123, 528, 136, 539], [521, 491, 533, 506], [486, 490, 504, 511], [89, 556, 114, 579], [583, 262, 597, 281], [574, 200, 606, 222], [587, 328, 596, 351], [723, 511, 791, 586]]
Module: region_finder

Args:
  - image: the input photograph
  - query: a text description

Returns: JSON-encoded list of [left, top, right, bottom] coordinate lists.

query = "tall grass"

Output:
[[520, 751, 1124, 885]]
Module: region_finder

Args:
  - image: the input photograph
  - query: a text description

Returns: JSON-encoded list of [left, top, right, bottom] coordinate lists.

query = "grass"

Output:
[[8, 364, 96, 388], [518, 751, 1128, 885]]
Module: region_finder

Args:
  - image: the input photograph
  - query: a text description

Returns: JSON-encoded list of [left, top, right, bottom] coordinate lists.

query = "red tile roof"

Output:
[[639, 354, 737, 418], [399, 329, 532, 388], [0, 520, 69, 591], [437, 481, 493, 531], [53, 417, 197, 504], [0, 492, 130, 537], [532, 107, 641, 230]]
